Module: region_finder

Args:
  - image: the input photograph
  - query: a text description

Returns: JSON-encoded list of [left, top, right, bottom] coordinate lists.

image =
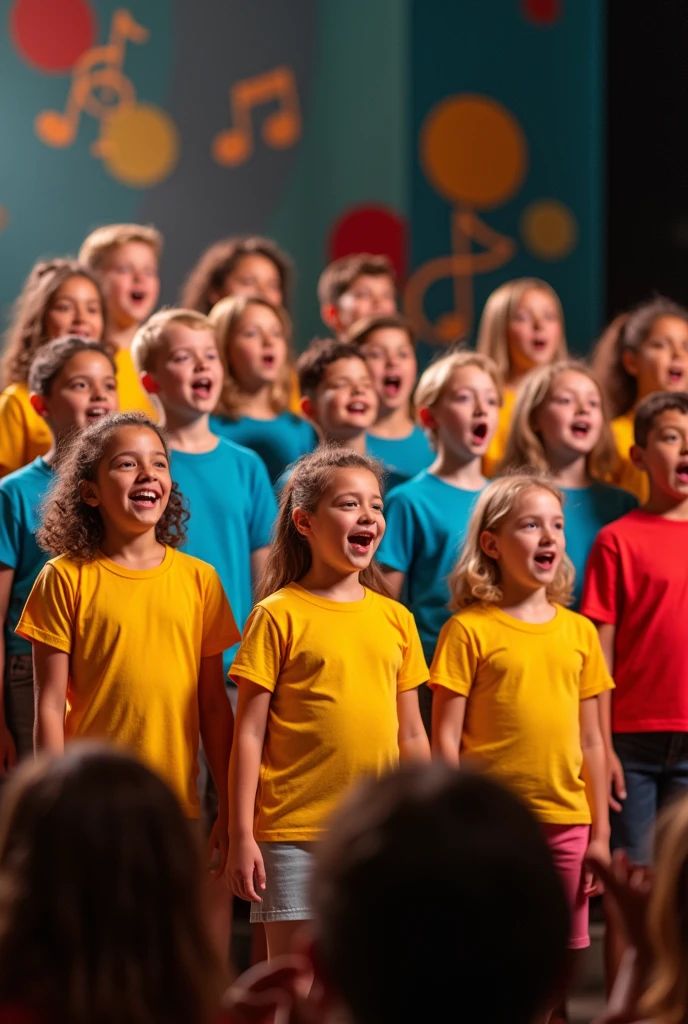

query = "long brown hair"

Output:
[[261, 446, 390, 599], [37, 413, 188, 561], [180, 235, 293, 314], [2, 259, 107, 388], [0, 744, 221, 1024]]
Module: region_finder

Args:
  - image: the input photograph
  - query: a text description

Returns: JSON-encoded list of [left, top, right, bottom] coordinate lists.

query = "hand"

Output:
[[222, 955, 318, 1024], [0, 723, 16, 776], [227, 834, 266, 902], [208, 811, 229, 878], [586, 848, 653, 953], [607, 747, 627, 813], [583, 836, 610, 897]]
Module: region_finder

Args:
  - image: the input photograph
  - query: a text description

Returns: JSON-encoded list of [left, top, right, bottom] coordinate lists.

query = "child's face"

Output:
[[150, 325, 223, 417], [86, 425, 171, 537], [44, 276, 104, 342], [216, 254, 282, 308], [632, 409, 688, 498], [358, 327, 417, 416], [533, 370, 603, 461], [426, 365, 500, 461], [100, 242, 160, 330], [482, 487, 565, 593], [506, 289, 563, 378], [308, 358, 378, 440], [39, 351, 118, 436], [294, 467, 385, 574], [623, 316, 688, 401], [336, 274, 397, 333], [227, 305, 288, 391]]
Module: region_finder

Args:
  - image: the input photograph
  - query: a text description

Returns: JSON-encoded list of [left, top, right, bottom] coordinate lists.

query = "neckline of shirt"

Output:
[[286, 581, 373, 611], [94, 544, 174, 579]]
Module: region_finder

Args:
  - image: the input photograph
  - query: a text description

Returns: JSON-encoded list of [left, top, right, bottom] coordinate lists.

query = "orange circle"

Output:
[[100, 103, 179, 188], [420, 95, 528, 209], [520, 199, 577, 260]]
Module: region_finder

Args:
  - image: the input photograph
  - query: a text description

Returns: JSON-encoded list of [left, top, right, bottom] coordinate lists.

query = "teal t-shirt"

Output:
[[0, 457, 54, 656], [171, 438, 277, 670], [376, 470, 483, 661], [366, 426, 434, 491], [561, 482, 638, 608], [209, 412, 317, 485]]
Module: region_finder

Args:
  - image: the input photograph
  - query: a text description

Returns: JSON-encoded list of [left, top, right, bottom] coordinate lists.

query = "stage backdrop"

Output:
[[0, 0, 603, 353]]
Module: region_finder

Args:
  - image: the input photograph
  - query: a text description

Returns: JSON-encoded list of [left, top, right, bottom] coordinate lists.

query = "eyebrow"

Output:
[[336, 491, 383, 502], [109, 449, 167, 464]]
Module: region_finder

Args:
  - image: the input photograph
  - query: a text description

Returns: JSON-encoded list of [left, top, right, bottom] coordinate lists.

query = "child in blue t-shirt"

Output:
[[499, 360, 637, 607], [348, 314, 433, 490], [377, 351, 501, 665], [0, 337, 118, 760]]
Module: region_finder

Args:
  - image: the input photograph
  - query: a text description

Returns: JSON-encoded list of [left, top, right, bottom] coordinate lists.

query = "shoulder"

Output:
[[0, 459, 50, 497], [556, 605, 598, 639], [216, 437, 269, 476], [41, 554, 82, 588], [593, 508, 642, 545], [590, 481, 639, 514], [0, 384, 29, 413], [440, 605, 491, 643], [170, 549, 221, 581]]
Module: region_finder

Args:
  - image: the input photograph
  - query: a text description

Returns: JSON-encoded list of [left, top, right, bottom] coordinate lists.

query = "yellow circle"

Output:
[[420, 94, 528, 208], [520, 199, 577, 260], [100, 103, 179, 188]]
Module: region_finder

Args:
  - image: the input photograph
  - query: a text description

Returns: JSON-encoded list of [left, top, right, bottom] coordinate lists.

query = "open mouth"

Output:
[[677, 462, 688, 483], [130, 290, 146, 305], [534, 551, 556, 569], [347, 401, 370, 415], [129, 489, 159, 509], [668, 367, 684, 384], [348, 532, 375, 554], [383, 374, 402, 397], [571, 421, 590, 438], [532, 339, 548, 351], [192, 378, 213, 398], [471, 421, 488, 443], [86, 406, 110, 420], [262, 353, 276, 367]]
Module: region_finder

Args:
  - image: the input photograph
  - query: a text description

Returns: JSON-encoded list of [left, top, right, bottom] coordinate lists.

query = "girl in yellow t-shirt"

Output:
[[17, 413, 238, 865], [476, 278, 568, 477], [227, 446, 430, 960], [431, 474, 611, 975], [592, 298, 688, 502], [0, 258, 106, 477]]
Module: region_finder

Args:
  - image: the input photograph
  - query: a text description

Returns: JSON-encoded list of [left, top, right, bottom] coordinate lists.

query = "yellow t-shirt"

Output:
[[17, 547, 239, 816], [114, 348, 159, 420], [611, 411, 649, 503], [430, 602, 613, 824], [230, 583, 429, 841], [482, 387, 516, 478], [0, 382, 52, 477]]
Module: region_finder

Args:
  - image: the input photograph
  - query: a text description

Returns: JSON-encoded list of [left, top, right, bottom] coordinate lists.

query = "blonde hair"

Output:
[[414, 351, 502, 446], [448, 473, 574, 611], [131, 308, 213, 374], [476, 278, 567, 381], [261, 446, 390, 600], [78, 224, 163, 270], [500, 360, 619, 481], [208, 295, 293, 420]]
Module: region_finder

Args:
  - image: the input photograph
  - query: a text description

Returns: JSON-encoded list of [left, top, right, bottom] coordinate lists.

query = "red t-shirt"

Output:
[[580, 509, 688, 733]]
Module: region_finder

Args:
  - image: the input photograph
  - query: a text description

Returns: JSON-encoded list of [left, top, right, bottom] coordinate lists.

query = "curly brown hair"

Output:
[[2, 259, 107, 388], [37, 412, 189, 561], [180, 236, 294, 314]]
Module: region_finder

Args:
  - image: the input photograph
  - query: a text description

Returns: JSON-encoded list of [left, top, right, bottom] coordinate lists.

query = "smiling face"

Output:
[[44, 276, 104, 342], [226, 303, 288, 392], [633, 409, 688, 499], [481, 487, 565, 594], [533, 370, 604, 463], [424, 364, 500, 460], [149, 324, 223, 418], [216, 253, 283, 308], [294, 466, 385, 575], [39, 350, 118, 437], [624, 316, 688, 401], [83, 425, 171, 540], [358, 327, 417, 415], [507, 288, 564, 378], [308, 357, 378, 440], [100, 242, 160, 330]]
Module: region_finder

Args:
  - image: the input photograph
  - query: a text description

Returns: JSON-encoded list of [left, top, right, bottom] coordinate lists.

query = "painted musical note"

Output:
[[212, 66, 301, 167]]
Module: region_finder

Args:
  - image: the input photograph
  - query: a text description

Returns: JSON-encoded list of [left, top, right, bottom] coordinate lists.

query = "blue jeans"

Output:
[[611, 731, 688, 863]]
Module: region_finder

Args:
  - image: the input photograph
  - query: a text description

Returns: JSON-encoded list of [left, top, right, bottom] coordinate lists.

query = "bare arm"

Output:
[[250, 547, 270, 599], [227, 679, 271, 902], [397, 688, 430, 761], [380, 567, 405, 602], [581, 696, 611, 895], [596, 622, 626, 812], [0, 568, 16, 771], [198, 653, 234, 873], [32, 640, 69, 753], [431, 687, 466, 766]]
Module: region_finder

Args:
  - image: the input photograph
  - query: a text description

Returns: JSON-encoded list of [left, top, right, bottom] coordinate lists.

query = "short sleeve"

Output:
[[376, 489, 416, 573], [16, 563, 76, 652], [429, 616, 478, 695], [229, 605, 284, 691], [579, 621, 615, 700], [0, 488, 21, 570], [0, 393, 27, 477], [247, 457, 277, 551], [397, 609, 429, 692], [579, 536, 619, 625], [200, 567, 241, 657]]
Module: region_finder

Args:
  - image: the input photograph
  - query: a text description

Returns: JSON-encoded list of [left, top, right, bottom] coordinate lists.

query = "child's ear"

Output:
[[141, 372, 159, 395], [480, 529, 500, 560], [292, 507, 312, 537], [321, 303, 341, 333], [29, 393, 48, 419], [418, 407, 436, 432], [300, 396, 316, 422], [80, 480, 100, 508], [621, 348, 639, 378], [629, 443, 647, 471]]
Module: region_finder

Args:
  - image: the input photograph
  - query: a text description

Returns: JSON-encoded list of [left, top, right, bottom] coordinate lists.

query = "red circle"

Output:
[[522, 0, 561, 25], [10, 0, 97, 73], [328, 205, 407, 284]]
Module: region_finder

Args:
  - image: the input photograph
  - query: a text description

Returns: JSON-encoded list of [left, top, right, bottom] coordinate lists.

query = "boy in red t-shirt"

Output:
[[582, 390, 688, 862]]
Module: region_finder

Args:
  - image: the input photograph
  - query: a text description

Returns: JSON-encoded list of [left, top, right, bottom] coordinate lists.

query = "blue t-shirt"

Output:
[[0, 457, 54, 656], [209, 412, 317, 485], [376, 470, 483, 661], [366, 426, 435, 491], [561, 482, 638, 608], [171, 438, 277, 670]]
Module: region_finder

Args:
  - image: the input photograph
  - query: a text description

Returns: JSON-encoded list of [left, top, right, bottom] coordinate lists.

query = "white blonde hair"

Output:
[[476, 278, 567, 382]]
